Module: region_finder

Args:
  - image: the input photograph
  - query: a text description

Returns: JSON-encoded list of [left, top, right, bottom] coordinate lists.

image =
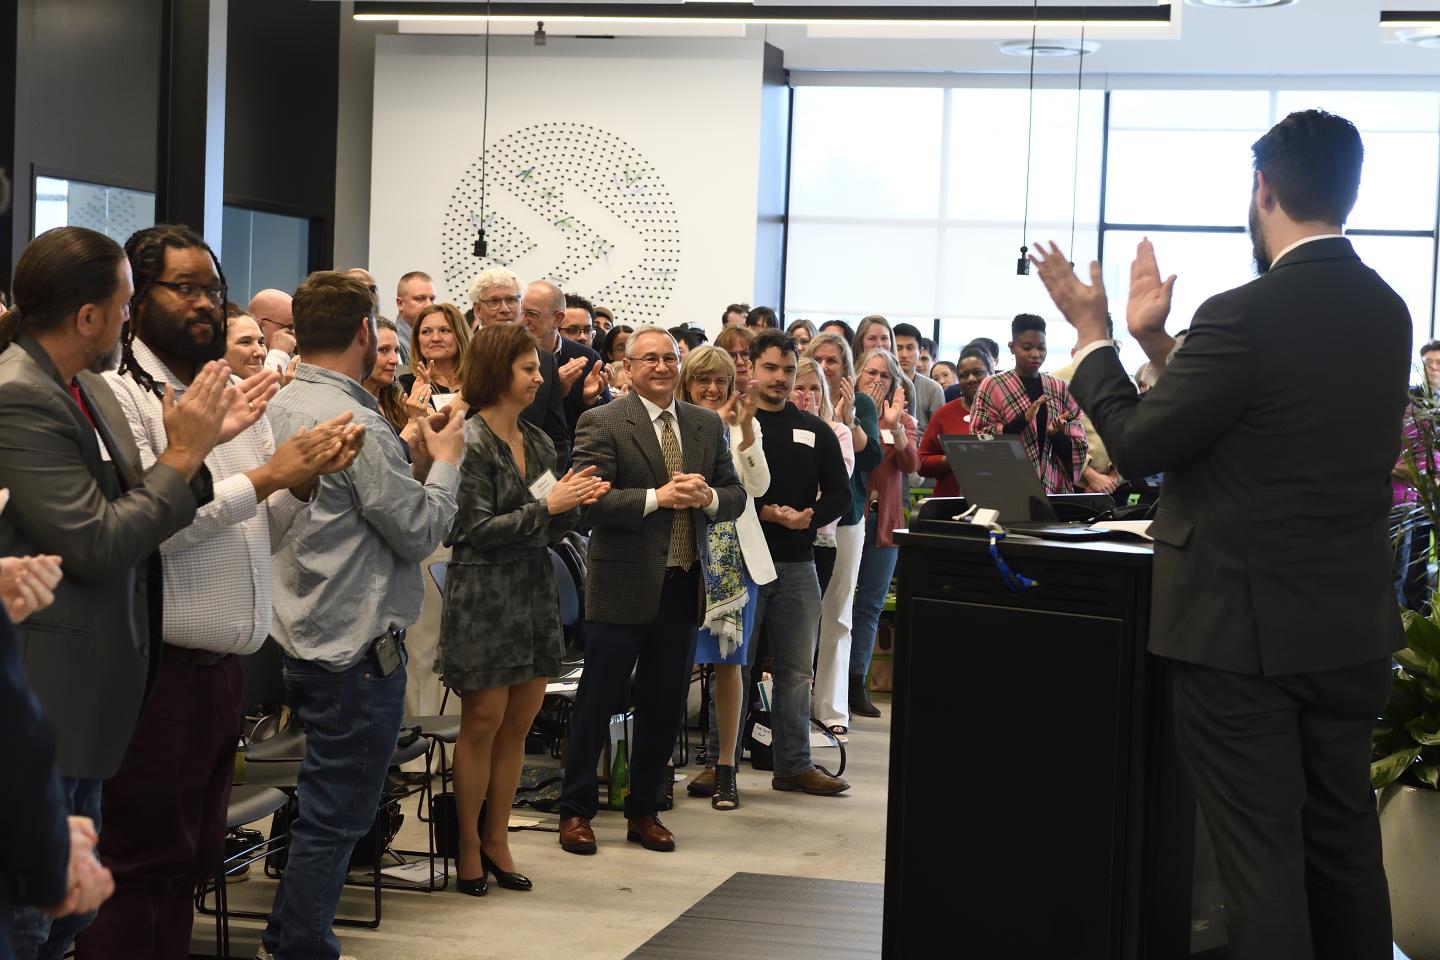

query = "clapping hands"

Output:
[[545, 465, 611, 516], [45, 817, 113, 918], [0, 553, 63, 624], [657, 472, 714, 510]]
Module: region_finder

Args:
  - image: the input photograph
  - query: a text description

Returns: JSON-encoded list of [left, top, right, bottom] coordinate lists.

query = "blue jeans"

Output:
[[11, 778, 103, 960], [849, 512, 898, 680], [263, 646, 407, 960], [752, 561, 822, 779]]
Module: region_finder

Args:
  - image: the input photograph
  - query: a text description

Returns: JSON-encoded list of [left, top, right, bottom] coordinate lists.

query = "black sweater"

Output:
[[754, 404, 853, 562]]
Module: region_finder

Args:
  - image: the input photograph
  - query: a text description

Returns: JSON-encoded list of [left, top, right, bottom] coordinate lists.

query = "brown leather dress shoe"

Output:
[[686, 766, 717, 797], [772, 769, 851, 796], [559, 816, 597, 854], [626, 815, 676, 852]]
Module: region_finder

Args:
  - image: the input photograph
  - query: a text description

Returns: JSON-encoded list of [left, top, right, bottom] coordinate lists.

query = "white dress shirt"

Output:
[[104, 339, 305, 655], [636, 393, 722, 519]]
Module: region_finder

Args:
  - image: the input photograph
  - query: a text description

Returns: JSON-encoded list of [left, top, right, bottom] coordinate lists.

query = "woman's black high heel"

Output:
[[711, 764, 740, 811], [482, 851, 533, 891], [456, 874, 489, 897]]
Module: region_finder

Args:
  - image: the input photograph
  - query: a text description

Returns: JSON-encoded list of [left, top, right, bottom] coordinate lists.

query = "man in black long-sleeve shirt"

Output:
[[748, 330, 852, 796]]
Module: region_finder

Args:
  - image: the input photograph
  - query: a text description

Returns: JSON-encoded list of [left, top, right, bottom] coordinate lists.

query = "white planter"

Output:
[[1382, 783, 1440, 959]]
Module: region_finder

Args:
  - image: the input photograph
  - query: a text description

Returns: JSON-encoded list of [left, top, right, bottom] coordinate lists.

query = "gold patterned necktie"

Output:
[[658, 410, 695, 570]]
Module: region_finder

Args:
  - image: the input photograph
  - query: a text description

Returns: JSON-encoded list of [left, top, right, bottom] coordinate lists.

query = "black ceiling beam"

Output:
[[1381, 10, 1440, 24], [354, 2, 1171, 24]]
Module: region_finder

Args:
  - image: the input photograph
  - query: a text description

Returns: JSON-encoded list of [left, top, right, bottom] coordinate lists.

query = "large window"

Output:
[[1103, 88, 1440, 359], [785, 83, 1440, 373], [786, 84, 1104, 368], [221, 207, 310, 306]]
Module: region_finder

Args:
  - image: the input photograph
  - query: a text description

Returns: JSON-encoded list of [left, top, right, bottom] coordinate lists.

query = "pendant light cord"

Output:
[[479, 1, 491, 233], [1070, 11, 1086, 256], [1020, 0, 1038, 256]]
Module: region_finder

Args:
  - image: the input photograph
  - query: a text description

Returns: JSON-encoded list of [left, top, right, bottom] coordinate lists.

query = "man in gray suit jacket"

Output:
[[559, 326, 745, 854], [1034, 111, 1409, 959], [0, 226, 246, 959]]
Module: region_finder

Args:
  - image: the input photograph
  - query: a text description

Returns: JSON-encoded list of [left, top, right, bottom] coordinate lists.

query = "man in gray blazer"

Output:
[[559, 326, 745, 854], [0, 225, 245, 959]]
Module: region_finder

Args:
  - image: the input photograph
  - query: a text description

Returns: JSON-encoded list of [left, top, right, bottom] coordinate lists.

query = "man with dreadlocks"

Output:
[[73, 225, 363, 960], [0, 225, 255, 960]]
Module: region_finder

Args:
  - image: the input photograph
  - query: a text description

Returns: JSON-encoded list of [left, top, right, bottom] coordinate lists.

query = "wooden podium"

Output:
[[883, 527, 1217, 959]]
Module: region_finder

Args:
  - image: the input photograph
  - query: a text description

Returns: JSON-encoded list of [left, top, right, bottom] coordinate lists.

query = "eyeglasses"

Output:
[[727, 351, 750, 366], [478, 295, 520, 308], [154, 280, 226, 304], [561, 325, 595, 337], [634, 353, 680, 368]]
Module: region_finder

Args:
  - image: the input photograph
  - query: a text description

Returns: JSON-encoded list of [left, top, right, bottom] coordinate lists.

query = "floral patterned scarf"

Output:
[[702, 427, 750, 656]]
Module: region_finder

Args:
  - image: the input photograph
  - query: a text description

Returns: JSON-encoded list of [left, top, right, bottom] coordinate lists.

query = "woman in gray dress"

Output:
[[438, 323, 609, 896]]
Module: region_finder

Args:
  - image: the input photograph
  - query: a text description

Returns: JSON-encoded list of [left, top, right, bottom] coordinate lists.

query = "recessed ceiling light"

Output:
[[1398, 28, 1440, 48], [997, 39, 1100, 57], [1186, 0, 1296, 7]]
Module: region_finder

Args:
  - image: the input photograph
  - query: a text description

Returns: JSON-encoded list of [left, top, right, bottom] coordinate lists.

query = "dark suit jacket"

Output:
[[0, 608, 70, 948], [555, 336, 611, 439], [0, 335, 208, 778], [522, 348, 571, 471], [1071, 237, 1411, 675], [572, 391, 745, 624]]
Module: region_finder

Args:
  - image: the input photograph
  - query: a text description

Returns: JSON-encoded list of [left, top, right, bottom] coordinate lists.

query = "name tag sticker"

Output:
[[881, 429, 895, 445], [430, 392, 456, 411], [529, 470, 558, 500], [793, 429, 816, 447]]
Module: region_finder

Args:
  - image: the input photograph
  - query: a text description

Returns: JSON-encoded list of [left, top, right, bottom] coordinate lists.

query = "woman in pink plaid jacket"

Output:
[[969, 314, 1088, 495]]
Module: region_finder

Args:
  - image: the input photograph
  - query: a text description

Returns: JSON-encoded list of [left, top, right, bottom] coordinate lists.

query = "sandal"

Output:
[[711, 764, 740, 811]]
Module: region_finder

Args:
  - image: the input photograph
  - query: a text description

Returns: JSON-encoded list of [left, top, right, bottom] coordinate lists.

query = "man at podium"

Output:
[[1032, 110, 1411, 960]]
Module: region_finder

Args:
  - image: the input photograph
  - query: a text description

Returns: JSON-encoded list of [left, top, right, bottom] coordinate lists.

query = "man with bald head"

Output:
[[394, 272, 436, 366], [247, 289, 295, 376], [523, 279, 610, 438]]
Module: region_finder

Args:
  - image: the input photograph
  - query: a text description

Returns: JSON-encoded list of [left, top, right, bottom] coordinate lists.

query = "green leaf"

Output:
[[1374, 747, 1422, 790], [1417, 764, 1440, 790], [1403, 610, 1440, 677], [1408, 715, 1440, 746]]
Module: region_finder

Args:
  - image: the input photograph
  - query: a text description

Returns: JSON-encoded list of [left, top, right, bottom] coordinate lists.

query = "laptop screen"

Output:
[[939, 434, 1055, 523]]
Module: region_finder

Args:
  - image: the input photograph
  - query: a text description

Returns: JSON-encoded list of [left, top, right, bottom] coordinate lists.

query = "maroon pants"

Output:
[[75, 649, 243, 960]]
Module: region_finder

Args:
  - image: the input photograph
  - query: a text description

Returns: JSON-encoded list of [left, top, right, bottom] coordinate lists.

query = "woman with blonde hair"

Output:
[[677, 344, 774, 810], [848, 347, 918, 719], [802, 332, 881, 729], [790, 356, 859, 726], [400, 302, 472, 413]]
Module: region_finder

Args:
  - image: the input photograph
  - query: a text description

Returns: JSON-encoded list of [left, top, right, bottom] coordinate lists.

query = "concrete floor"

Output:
[[211, 700, 891, 960]]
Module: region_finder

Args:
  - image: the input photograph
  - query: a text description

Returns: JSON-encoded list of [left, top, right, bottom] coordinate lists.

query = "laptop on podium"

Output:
[[937, 435, 1119, 539]]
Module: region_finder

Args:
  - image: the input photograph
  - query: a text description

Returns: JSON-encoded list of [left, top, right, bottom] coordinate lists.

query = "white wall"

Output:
[[369, 34, 765, 332]]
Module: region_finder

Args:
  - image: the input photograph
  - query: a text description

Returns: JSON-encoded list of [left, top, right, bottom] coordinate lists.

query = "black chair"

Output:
[[194, 785, 290, 959]]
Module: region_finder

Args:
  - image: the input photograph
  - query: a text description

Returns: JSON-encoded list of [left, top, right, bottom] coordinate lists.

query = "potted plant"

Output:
[[1375, 379, 1440, 959]]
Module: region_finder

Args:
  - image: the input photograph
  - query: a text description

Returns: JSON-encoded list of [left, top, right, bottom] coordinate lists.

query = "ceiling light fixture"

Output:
[[998, 39, 1100, 56], [1397, 28, 1440, 47], [354, 2, 1174, 29], [1186, 0, 1295, 8], [1381, 11, 1440, 28]]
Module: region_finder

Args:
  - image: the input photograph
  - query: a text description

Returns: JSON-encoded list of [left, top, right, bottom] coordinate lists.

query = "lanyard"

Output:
[[988, 529, 1038, 594]]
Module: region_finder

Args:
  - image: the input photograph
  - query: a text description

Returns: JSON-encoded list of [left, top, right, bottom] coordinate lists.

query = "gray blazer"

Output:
[[0, 335, 207, 778], [572, 391, 745, 624]]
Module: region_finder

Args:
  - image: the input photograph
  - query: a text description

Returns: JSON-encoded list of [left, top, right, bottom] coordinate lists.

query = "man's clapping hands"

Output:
[[45, 816, 114, 918], [657, 472, 714, 510]]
